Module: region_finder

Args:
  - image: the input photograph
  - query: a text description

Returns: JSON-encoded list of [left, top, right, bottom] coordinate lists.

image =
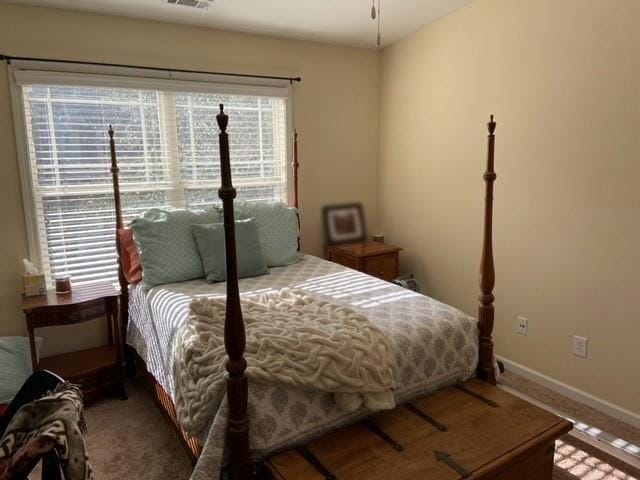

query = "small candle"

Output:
[[55, 275, 72, 295]]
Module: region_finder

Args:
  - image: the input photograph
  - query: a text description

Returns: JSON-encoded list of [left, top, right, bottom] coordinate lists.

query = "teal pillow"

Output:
[[0, 336, 43, 404], [193, 218, 269, 283], [234, 201, 302, 267], [130, 207, 220, 287]]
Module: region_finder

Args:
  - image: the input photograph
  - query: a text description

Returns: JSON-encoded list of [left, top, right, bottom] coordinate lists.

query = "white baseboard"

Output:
[[496, 355, 640, 429]]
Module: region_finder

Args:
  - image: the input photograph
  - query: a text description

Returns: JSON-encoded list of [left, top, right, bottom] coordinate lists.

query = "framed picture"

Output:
[[323, 203, 366, 245]]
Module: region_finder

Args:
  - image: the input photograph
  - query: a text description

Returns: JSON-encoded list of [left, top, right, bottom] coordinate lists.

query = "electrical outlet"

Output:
[[573, 336, 588, 358], [516, 316, 528, 336]]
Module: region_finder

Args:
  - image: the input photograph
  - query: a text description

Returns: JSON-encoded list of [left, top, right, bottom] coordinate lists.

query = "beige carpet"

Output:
[[500, 372, 640, 447], [81, 380, 192, 479], [68, 375, 637, 479]]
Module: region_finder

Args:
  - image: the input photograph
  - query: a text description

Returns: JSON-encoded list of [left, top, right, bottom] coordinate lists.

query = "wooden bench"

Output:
[[265, 379, 572, 479]]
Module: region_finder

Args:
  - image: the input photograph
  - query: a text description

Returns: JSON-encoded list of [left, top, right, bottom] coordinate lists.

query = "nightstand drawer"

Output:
[[325, 242, 402, 281], [330, 252, 360, 270], [363, 254, 398, 281], [27, 299, 108, 328]]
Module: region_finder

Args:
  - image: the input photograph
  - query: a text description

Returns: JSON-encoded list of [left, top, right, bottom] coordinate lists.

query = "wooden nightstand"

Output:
[[324, 242, 402, 281], [22, 283, 126, 402]]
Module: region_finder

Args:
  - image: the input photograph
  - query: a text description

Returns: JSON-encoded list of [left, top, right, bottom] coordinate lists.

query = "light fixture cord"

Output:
[[376, 0, 382, 47]]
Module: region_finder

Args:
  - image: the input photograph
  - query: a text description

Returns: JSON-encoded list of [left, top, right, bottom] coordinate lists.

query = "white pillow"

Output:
[[0, 336, 43, 404]]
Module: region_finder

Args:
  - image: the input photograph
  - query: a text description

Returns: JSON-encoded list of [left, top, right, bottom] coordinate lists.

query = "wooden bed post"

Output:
[[292, 129, 300, 210], [292, 129, 302, 251], [108, 126, 130, 377], [477, 115, 498, 385], [217, 105, 253, 480]]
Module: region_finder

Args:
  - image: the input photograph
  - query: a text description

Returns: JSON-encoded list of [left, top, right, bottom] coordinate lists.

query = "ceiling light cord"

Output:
[[375, 0, 382, 48]]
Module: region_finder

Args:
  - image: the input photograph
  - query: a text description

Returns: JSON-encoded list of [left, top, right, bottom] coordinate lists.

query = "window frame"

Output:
[[9, 60, 294, 284]]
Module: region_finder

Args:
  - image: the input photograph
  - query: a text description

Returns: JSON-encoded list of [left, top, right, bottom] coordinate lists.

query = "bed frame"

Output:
[[108, 107, 499, 479]]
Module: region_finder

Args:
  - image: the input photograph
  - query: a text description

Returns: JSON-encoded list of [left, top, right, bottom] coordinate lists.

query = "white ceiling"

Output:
[[7, 0, 474, 48]]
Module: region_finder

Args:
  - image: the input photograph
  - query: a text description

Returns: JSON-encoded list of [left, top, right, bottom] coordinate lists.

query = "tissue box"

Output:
[[24, 274, 47, 297]]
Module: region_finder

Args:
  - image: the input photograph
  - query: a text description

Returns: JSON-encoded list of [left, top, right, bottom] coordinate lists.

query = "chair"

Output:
[[0, 370, 65, 480]]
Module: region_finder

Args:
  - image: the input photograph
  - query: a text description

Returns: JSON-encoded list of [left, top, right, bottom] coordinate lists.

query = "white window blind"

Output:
[[16, 76, 289, 286]]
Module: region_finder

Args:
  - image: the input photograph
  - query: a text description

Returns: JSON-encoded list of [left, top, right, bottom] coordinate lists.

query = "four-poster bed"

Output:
[[108, 108, 570, 479]]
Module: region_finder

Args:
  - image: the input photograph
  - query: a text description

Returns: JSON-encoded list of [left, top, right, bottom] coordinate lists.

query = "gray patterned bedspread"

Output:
[[127, 254, 478, 479]]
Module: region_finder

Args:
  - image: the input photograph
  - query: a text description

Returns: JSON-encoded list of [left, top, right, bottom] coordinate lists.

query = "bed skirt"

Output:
[[132, 348, 202, 464]]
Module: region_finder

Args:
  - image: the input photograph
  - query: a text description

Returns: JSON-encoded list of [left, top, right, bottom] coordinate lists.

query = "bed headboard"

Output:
[[108, 114, 302, 330]]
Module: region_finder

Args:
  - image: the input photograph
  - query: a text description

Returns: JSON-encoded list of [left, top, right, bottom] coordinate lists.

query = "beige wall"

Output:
[[0, 3, 380, 355], [380, 0, 640, 413], [2, 0, 638, 416]]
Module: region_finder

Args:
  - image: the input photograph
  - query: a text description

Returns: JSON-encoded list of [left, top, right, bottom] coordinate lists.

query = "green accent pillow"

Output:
[[130, 207, 220, 287], [234, 201, 302, 267], [192, 218, 269, 283]]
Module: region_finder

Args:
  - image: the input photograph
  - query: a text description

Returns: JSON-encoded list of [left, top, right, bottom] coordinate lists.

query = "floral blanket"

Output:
[[0, 383, 93, 480], [128, 255, 479, 480]]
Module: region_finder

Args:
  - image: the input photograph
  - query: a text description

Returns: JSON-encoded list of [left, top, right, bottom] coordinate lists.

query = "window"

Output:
[[13, 69, 290, 286]]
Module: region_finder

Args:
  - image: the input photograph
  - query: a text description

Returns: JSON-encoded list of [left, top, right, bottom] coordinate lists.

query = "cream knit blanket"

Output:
[[173, 288, 397, 435]]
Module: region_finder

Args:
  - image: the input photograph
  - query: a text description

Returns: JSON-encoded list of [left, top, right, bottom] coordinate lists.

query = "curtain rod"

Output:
[[0, 54, 302, 84]]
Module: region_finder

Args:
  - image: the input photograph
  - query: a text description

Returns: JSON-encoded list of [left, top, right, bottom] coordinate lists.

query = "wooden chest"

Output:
[[265, 379, 572, 480]]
